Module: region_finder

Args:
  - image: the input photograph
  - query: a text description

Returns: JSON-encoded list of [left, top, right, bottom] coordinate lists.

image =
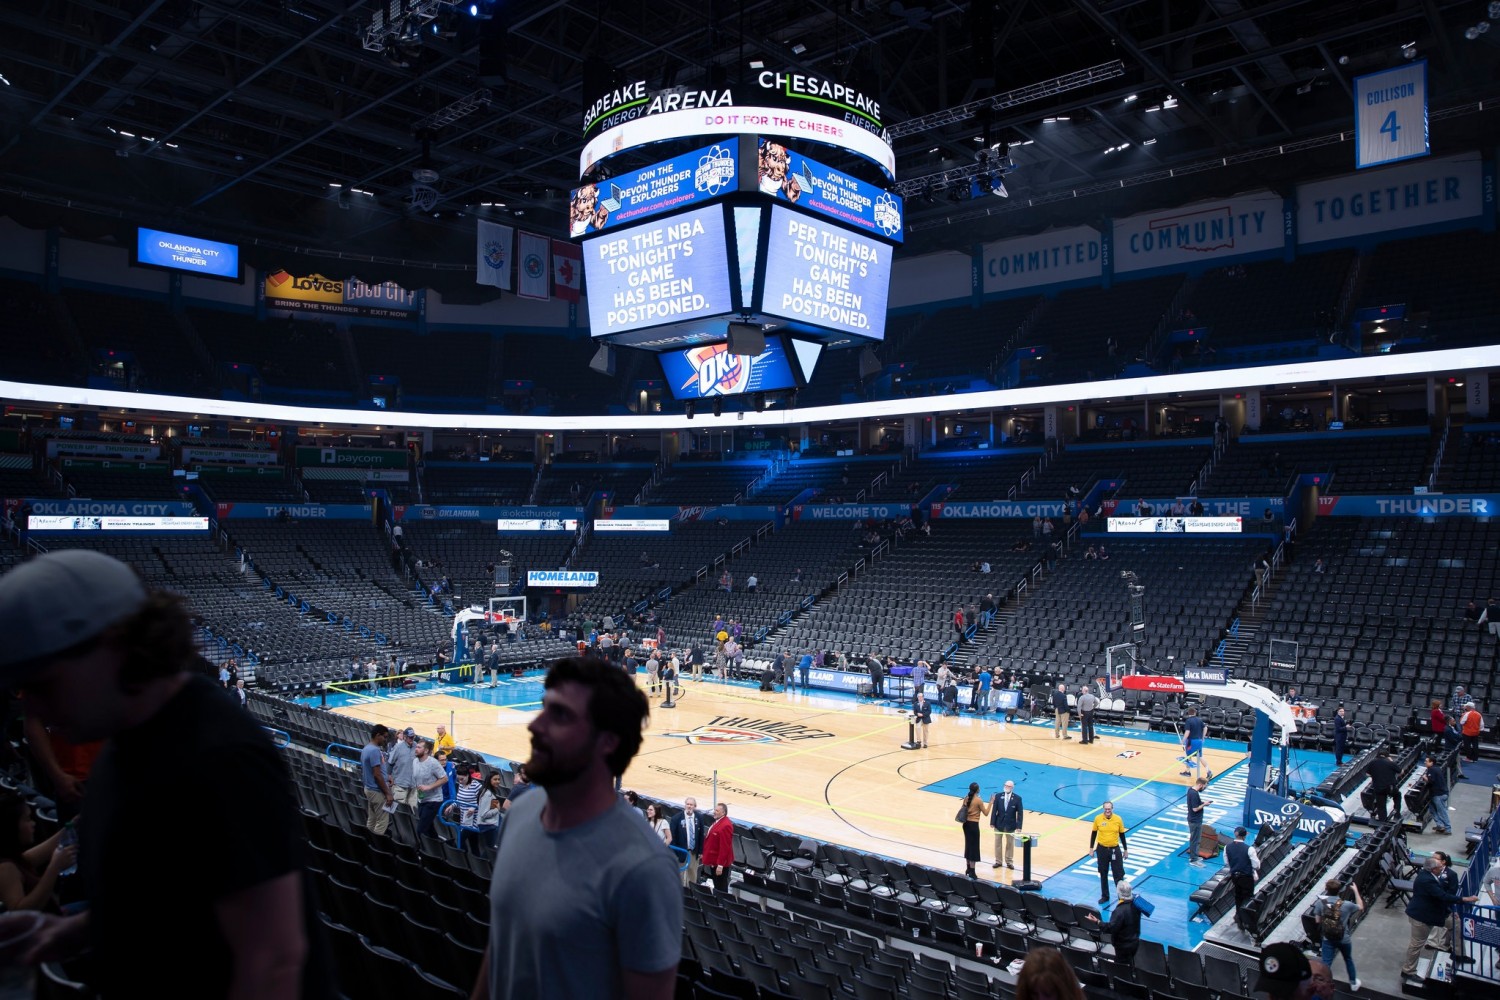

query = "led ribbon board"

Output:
[[580, 72, 894, 180], [1106, 516, 1244, 534]]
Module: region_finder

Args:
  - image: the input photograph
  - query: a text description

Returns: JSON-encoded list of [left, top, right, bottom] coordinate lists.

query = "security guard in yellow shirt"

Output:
[[1088, 800, 1129, 904], [434, 724, 456, 755]]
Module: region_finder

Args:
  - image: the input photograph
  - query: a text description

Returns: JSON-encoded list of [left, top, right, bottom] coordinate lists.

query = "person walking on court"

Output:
[[1316, 878, 1363, 993], [1077, 685, 1098, 744], [1088, 801, 1128, 904], [913, 691, 932, 748], [959, 782, 989, 879], [990, 780, 1023, 870], [1180, 705, 1207, 778], [1052, 683, 1071, 739], [1186, 777, 1211, 867], [1224, 826, 1260, 930]]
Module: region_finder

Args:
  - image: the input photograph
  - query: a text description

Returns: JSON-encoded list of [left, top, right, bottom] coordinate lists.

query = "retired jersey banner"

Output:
[[518, 232, 551, 300], [1113, 191, 1284, 274], [552, 239, 582, 302], [476, 220, 513, 289]]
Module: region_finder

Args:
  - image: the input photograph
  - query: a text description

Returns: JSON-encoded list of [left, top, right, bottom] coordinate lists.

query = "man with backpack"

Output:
[[1316, 878, 1363, 993]]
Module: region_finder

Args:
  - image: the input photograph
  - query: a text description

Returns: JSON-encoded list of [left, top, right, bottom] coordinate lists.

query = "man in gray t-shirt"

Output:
[[359, 725, 392, 835], [387, 728, 416, 807], [478, 657, 681, 999]]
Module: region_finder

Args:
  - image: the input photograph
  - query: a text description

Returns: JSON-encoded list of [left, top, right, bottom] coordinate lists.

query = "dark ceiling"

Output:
[[1, 0, 1497, 285]]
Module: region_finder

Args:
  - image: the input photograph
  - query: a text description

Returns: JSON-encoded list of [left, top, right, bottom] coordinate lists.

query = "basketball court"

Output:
[[303, 669, 1340, 948]]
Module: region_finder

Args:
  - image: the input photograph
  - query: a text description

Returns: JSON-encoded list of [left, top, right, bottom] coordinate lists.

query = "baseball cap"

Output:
[[1253, 943, 1311, 993], [402, 727, 416, 738], [0, 550, 148, 683]]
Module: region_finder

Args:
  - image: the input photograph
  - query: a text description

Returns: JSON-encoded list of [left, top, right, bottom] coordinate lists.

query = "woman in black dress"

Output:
[[960, 781, 989, 879]]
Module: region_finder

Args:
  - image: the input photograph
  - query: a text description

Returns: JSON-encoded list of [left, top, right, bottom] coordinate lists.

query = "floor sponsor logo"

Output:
[[660, 715, 836, 744], [646, 764, 772, 799]]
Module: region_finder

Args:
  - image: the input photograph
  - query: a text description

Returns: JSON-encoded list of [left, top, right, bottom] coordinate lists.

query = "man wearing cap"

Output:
[[1254, 942, 1313, 1000], [389, 727, 417, 809], [0, 549, 330, 997]]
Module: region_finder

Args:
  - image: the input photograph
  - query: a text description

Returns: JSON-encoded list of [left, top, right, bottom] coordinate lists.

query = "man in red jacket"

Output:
[[701, 802, 734, 892]]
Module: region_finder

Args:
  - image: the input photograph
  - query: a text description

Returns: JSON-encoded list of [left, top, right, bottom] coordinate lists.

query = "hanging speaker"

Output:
[[589, 344, 616, 376], [725, 322, 766, 356], [478, 14, 508, 86], [858, 346, 882, 380]]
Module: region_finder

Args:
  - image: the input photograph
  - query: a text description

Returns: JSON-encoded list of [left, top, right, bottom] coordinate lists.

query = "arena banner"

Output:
[[929, 500, 1070, 519], [216, 503, 372, 520], [672, 505, 782, 523], [580, 70, 894, 179], [181, 446, 280, 466], [1295, 151, 1483, 245], [791, 502, 915, 521], [395, 505, 584, 523], [1317, 493, 1498, 517], [294, 447, 407, 469], [526, 571, 599, 588], [981, 225, 1103, 294], [1112, 190, 1284, 274], [58, 459, 169, 472], [45, 439, 160, 460], [23, 498, 199, 517], [28, 515, 210, 532]]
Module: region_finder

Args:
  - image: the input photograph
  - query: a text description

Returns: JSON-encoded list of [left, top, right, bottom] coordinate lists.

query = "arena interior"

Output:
[[2, 1, 1500, 998]]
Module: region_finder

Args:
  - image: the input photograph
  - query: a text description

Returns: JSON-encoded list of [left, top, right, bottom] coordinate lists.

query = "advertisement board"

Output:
[[580, 71, 894, 179], [584, 205, 733, 338], [757, 140, 902, 242], [181, 447, 280, 467], [1106, 516, 1244, 533], [395, 505, 585, 523], [216, 503, 371, 520], [658, 337, 800, 400], [28, 515, 210, 532], [23, 499, 198, 518], [526, 570, 599, 588], [1318, 493, 1497, 517], [294, 447, 407, 470], [568, 143, 738, 236], [594, 519, 672, 531], [134, 227, 242, 282], [497, 518, 579, 531], [262, 270, 420, 319], [759, 205, 890, 340]]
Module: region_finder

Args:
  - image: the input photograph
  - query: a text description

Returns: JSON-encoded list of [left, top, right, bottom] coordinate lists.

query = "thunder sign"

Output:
[[658, 338, 799, 400]]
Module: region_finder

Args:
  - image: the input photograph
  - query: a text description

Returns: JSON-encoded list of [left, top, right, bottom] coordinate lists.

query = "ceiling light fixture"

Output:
[[1123, 94, 1137, 103], [1162, 96, 1178, 109]]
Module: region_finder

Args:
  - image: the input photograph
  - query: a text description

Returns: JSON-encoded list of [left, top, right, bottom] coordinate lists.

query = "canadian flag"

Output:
[[552, 239, 582, 302]]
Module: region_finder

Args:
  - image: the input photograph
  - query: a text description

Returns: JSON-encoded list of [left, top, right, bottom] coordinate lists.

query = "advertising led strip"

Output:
[[568, 143, 738, 236], [1106, 516, 1244, 534], [28, 515, 211, 532]]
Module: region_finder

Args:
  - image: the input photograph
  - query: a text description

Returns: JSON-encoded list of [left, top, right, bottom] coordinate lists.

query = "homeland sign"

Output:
[[526, 571, 599, 588]]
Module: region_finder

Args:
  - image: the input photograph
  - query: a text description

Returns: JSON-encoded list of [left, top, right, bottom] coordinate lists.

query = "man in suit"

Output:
[[1365, 750, 1400, 821], [990, 780, 1024, 870], [701, 803, 735, 893], [669, 797, 708, 887], [1402, 855, 1479, 976]]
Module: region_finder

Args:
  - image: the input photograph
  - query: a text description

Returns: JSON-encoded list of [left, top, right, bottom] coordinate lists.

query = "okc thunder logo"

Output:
[[681, 344, 752, 397], [662, 726, 779, 745]]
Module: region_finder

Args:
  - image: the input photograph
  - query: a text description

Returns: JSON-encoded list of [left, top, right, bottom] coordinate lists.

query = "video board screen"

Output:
[[28, 515, 211, 532], [659, 337, 800, 400], [584, 205, 733, 338], [759, 206, 889, 340], [757, 140, 903, 242], [568, 143, 737, 236], [134, 228, 242, 281]]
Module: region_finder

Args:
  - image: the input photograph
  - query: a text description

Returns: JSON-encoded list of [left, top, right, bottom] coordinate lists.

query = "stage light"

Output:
[[685, 401, 695, 420]]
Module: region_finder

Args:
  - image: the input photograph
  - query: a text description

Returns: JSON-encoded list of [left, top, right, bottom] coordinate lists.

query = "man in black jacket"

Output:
[[1365, 751, 1400, 821], [1051, 683, 1072, 740], [1402, 856, 1479, 976], [989, 780, 1024, 870]]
